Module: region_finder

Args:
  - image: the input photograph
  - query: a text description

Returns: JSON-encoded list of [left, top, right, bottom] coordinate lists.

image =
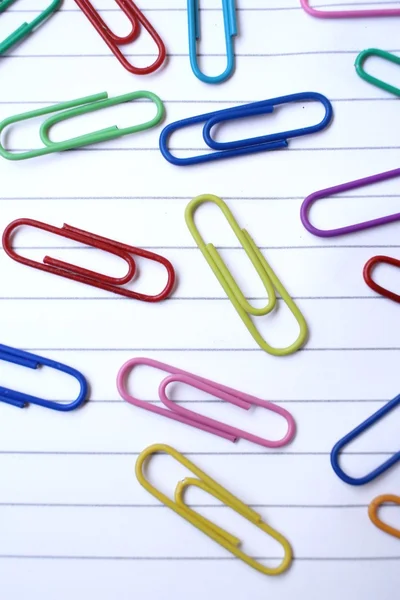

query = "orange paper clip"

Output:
[[2, 218, 175, 302], [74, 0, 166, 74], [369, 494, 400, 539]]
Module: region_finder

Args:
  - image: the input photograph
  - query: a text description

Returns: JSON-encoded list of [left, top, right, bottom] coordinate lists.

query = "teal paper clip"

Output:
[[0, 90, 165, 161], [0, 0, 62, 55], [355, 48, 400, 97], [188, 0, 237, 84]]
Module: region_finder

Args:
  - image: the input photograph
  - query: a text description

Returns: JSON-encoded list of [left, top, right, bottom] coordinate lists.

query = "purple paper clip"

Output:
[[117, 357, 296, 448], [300, 168, 400, 237], [300, 0, 400, 18]]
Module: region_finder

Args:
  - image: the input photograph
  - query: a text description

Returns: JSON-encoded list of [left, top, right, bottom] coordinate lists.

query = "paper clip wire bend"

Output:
[[159, 92, 333, 166], [369, 494, 400, 539], [0, 344, 87, 411], [331, 394, 400, 486], [0, 0, 61, 55], [300, 168, 400, 237], [0, 90, 165, 161], [188, 0, 237, 84], [355, 49, 400, 97], [74, 0, 166, 75], [136, 444, 293, 576], [185, 195, 308, 356], [117, 357, 296, 448], [300, 0, 400, 18], [3, 219, 175, 302], [363, 255, 400, 304]]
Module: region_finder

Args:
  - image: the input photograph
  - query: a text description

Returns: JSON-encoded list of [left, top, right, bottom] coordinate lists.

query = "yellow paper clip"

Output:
[[135, 444, 293, 576], [185, 194, 308, 356]]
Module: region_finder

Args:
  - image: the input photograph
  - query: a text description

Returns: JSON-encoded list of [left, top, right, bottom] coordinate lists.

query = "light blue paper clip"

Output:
[[188, 0, 237, 84]]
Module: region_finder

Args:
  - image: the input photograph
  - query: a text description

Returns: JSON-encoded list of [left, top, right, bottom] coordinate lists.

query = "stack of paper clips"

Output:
[[0, 0, 399, 579]]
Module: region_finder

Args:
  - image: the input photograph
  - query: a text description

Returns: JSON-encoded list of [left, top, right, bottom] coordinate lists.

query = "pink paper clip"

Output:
[[117, 358, 296, 448], [300, 0, 400, 18]]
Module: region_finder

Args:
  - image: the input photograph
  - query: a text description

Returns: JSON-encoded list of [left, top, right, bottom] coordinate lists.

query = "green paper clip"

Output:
[[355, 48, 400, 96], [0, 0, 62, 55], [0, 90, 165, 160], [185, 194, 308, 356]]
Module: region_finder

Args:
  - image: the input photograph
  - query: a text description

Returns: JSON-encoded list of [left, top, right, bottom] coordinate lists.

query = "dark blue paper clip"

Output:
[[331, 394, 400, 486], [0, 344, 88, 411], [159, 92, 333, 166]]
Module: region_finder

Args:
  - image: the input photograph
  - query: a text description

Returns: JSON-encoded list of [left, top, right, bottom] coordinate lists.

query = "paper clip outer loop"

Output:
[[117, 357, 296, 448], [331, 394, 400, 486], [300, 168, 400, 237], [159, 92, 333, 166], [2, 219, 176, 302], [368, 494, 400, 539], [74, 0, 166, 75], [299, 0, 400, 18], [363, 255, 400, 304], [135, 444, 293, 576], [0, 0, 61, 55], [355, 49, 400, 97], [187, 0, 237, 84], [0, 343, 88, 411], [0, 90, 165, 161], [185, 195, 308, 356]]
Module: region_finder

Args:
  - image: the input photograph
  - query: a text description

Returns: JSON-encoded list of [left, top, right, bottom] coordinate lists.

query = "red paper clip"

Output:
[[2, 219, 175, 302], [363, 255, 400, 304], [74, 0, 166, 75]]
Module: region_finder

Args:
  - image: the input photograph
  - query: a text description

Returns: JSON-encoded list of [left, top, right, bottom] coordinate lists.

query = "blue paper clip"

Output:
[[188, 0, 237, 84], [159, 92, 333, 166], [0, 344, 88, 411], [331, 394, 400, 486], [0, 0, 62, 56]]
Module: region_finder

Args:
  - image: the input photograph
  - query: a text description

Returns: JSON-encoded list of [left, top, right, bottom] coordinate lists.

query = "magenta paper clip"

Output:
[[117, 357, 296, 448], [300, 168, 400, 237], [300, 0, 400, 18]]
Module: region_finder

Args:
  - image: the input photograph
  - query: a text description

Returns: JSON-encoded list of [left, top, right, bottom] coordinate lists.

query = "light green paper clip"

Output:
[[185, 194, 308, 356], [0, 0, 62, 55], [355, 48, 400, 96], [0, 90, 165, 161]]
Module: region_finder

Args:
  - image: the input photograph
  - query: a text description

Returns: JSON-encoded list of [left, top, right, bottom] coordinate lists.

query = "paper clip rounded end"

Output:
[[363, 255, 400, 303], [368, 494, 400, 539]]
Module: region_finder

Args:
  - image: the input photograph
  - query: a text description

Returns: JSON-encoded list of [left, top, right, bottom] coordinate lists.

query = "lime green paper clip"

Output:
[[355, 48, 400, 96], [185, 194, 308, 356], [0, 0, 62, 55], [0, 90, 165, 161]]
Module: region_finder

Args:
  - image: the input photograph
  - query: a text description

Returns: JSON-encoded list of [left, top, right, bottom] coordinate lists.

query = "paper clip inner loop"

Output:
[[0, 0, 61, 55], [355, 48, 400, 97], [187, 0, 237, 84], [368, 494, 400, 539], [331, 394, 400, 486], [185, 195, 308, 356], [117, 357, 296, 448], [363, 255, 400, 304], [2, 219, 176, 302], [300, 168, 400, 237], [159, 92, 333, 166], [135, 444, 293, 576], [0, 344, 88, 411], [300, 0, 400, 18], [0, 90, 165, 161]]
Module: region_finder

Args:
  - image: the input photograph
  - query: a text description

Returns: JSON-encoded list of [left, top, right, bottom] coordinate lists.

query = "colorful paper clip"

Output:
[[136, 444, 293, 576], [0, 0, 61, 55], [0, 90, 164, 161], [185, 195, 308, 356], [2, 219, 175, 302], [187, 0, 237, 84], [356, 49, 400, 97], [0, 344, 87, 411], [159, 92, 333, 166], [331, 394, 400, 486], [117, 357, 296, 448], [363, 255, 400, 304], [300, 0, 400, 18], [300, 167, 400, 237], [369, 494, 400, 539], [74, 0, 166, 75]]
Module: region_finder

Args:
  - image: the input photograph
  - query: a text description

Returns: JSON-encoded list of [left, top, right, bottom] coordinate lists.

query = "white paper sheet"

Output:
[[0, 1, 399, 598]]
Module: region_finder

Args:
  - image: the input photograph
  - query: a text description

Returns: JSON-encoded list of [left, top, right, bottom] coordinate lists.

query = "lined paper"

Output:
[[0, 1, 399, 598]]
